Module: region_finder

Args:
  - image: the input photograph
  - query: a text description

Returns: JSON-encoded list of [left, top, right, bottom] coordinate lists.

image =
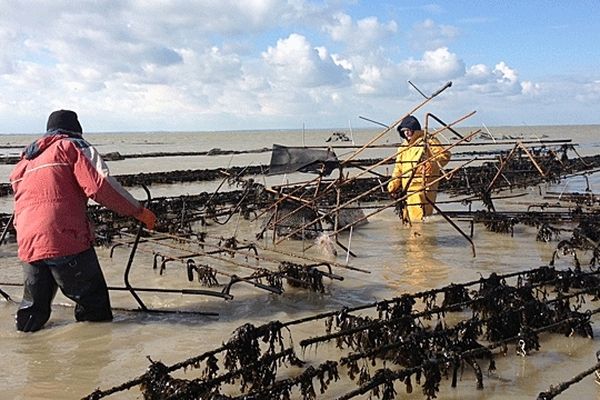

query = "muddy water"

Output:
[[1, 125, 600, 400]]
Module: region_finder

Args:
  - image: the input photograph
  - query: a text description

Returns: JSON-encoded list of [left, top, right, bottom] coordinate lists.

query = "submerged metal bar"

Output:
[[537, 359, 600, 399], [113, 234, 285, 295], [115, 229, 347, 294], [107, 285, 233, 300], [426, 196, 476, 257]]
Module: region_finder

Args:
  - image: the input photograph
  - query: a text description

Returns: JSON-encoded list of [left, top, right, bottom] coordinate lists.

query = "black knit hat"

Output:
[[46, 110, 82, 134], [397, 115, 421, 139]]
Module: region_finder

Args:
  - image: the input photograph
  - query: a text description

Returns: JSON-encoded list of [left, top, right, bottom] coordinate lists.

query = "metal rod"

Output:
[[114, 233, 285, 295], [276, 129, 479, 243], [518, 141, 547, 177], [426, 196, 476, 257], [424, 112, 464, 139], [358, 115, 389, 128], [270, 121, 471, 243], [328, 159, 476, 237], [107, 285, 233, 300], [123, 184, 152, 311], [0, 281, 221, 313], [343, 80, 453, 164], [0, 213, 14, 245]]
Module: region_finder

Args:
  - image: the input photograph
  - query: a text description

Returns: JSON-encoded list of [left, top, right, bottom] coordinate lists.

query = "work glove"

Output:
[[135, 207, 157, 230]]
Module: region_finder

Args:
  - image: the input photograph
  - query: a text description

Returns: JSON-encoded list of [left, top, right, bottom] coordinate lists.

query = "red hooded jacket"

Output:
[[9, 132, 143, 262]]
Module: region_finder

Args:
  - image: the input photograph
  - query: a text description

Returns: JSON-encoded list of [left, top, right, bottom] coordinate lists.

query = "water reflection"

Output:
[[383, 221, 450, 292]]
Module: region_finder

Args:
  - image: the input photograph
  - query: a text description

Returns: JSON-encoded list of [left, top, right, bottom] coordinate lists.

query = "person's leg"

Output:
[[49, 247, 113, 322], [16, 262, 57, 332], [406, 190, 424, 222]]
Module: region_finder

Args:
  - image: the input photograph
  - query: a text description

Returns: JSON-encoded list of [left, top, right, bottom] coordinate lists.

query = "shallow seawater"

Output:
[[1, 125, 600, 399]]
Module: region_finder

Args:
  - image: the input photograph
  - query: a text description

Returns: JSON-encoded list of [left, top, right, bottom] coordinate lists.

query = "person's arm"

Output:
[[64, 139, 156, 228], [387, 148, 403, 194], [423, 137, 450, 176], [429, 137, 451, 168]]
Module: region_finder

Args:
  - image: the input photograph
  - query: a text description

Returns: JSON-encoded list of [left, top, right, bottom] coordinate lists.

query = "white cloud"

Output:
[[0, 28, 18, 74], [0, 2, 598, 132], [521, 81, 541, 96], [465, 64, 490, 83], [459, 61, 528, 96], [341, 47, 465, 99], [409, 19, 460, 51], [357, 65, 383, 94], [331, 54, 353, 71], [401, 47, 465, 81], [574, 80, 600, 102], [262, 33, 349, 88], [494, 61, 518, 85], [122, 0, 290, 35], [324, 13, 397, 51]]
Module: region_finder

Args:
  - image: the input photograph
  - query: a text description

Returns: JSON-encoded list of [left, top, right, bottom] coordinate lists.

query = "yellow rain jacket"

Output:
[[387, 131, 451, 222]]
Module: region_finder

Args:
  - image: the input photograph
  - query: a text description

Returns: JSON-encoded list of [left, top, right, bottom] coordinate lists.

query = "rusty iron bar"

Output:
[[114, 230, 344, 292], [277, 111, 478, 220], [275, 129, 480, 244], [271, 116, 479, 243], [251, 174, 324, 223], [155, 231, 347, 280], [190, 233, 348, 278], [518, 141, 548, 177], [312, 158, 476, 242], [209, 111, 478, 243], [223, 233, 371, 274], [486, 142, 520, 193], [299, 159, 476, 255], [0, 213, 13, 246], [301, 277, 600, 348], [113, 233, 285, 294], [537, 359, 600, 399], [123, 184, 152, 311], [112, 236, 230, 276], [343, 81, 452, 164], [426, 196, 476, 257], [335, 305, 600, 400]]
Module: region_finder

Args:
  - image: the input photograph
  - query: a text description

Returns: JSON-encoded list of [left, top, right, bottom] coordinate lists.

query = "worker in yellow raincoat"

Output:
[[387, 115, 451, 223]]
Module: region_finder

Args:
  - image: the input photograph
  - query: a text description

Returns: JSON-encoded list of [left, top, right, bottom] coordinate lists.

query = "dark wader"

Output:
[[16, 247, 113, 332]]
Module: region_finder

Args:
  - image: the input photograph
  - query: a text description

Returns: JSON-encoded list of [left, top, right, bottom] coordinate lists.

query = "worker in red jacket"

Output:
[[9, 110, 156, 332]]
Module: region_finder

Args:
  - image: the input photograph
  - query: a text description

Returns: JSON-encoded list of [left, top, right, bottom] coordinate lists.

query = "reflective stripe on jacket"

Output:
[[9, 132, 142, 262]]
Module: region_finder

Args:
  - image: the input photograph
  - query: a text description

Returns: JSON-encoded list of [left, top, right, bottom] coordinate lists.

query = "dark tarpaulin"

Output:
[[268, 144, 339, 176]]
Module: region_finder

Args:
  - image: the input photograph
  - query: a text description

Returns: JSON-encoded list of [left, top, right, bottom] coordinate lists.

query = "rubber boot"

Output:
[[16, 263, 58, 332]]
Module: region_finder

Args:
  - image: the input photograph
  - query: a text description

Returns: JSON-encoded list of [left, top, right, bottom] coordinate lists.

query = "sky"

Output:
[[1, 1, 599, 134]]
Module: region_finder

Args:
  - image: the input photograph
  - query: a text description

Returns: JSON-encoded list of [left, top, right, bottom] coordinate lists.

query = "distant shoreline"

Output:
[[0, 123, 599, 136]]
